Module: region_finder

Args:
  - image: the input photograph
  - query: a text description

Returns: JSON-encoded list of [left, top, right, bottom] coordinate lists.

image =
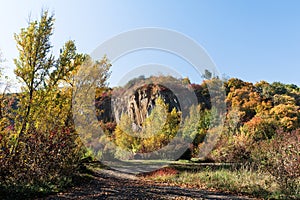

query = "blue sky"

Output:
[[0, 0, 300, 88]]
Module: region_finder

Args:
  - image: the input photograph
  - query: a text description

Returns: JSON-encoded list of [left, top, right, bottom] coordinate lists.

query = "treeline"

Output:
[[97, 77, 300, 161], [96, 76, 299, 193]]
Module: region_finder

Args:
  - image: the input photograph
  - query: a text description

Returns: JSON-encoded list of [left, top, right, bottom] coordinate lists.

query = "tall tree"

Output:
[[14, 11, 56, 144], [0, 10, 114, 190], [13, 11, 88, 146]]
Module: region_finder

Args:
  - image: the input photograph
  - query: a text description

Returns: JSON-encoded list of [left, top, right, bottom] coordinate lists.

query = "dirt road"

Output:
[[43, 168, 257, 200]]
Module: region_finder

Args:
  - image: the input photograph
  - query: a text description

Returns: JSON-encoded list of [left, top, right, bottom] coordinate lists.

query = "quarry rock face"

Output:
[[127, 84, 180, 126], [112, 84, 181, 126], [96, 79, 200, 126]]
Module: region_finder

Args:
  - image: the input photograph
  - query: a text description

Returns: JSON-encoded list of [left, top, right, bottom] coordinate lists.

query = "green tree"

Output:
[[255, 80, 273, 99], [180, 105, 212, 159], [114, 113, 137, 151], [14, 11, 55, 146], [271, 82, 287, 95], [0, 10, 112, 192], [141, 97, 174, 152], [13, 11, 86, 149], [202, 69, 212, 79]]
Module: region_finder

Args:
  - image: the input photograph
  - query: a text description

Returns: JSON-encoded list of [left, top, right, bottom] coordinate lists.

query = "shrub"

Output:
[[242, 116, 277, 141], [0, 126, 83, 193], [209, 130, 255, 163], [252, 129, 300, 196]]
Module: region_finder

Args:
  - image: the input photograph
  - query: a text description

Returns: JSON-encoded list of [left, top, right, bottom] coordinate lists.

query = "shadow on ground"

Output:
[[38, 165, 257, 200]]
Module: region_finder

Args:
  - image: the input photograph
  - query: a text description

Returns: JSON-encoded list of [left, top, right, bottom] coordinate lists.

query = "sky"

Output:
[[0, 0, 300, 89]]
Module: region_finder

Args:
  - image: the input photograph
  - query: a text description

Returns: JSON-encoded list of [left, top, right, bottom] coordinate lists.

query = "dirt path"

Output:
[[42, 168, 257, 200]]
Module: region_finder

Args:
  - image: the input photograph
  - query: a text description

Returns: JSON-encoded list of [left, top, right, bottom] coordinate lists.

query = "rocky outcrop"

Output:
[[107, 83, 182, 126], [126, 84, 180, 126], [96, 78, 204, 126]]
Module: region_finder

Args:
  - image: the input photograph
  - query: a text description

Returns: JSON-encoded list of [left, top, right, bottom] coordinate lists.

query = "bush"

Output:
[[242, 116, 277, 141], [209, 130, 255, 163], [0, 126, 83, 193], [252, 129, 300, 197]]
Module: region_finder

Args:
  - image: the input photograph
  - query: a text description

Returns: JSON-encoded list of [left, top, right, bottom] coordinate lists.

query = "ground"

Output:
[[41, 167, 258, 200]]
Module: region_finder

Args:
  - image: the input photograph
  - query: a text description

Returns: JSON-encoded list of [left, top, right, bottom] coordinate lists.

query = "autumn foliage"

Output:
[[0, 10, 299, 198], [0, 11, 111, 194]]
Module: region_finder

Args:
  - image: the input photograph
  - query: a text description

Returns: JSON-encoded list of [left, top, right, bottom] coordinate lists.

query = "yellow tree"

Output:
[[6, 10, 111, 189]]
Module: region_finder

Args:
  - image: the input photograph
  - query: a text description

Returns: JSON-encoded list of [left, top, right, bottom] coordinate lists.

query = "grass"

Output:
[[83, 159, 300, 199], [143, 165, 300, 199]]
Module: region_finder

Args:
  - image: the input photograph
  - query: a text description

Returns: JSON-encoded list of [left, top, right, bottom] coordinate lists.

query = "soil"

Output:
[[40, 167, 258, 200]]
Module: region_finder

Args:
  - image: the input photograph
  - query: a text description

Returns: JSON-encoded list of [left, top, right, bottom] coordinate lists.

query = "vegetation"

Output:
[[93, 76, 300, 198], [0, 9, 299, 199], [0, 11, 111, 196], [113, 97, 180, 159], [252, 129, 300, 197], [143, 166, 299, 199]]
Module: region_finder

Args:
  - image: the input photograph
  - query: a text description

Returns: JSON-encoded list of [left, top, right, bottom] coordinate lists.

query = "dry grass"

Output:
[[144, 166, 299, 199]]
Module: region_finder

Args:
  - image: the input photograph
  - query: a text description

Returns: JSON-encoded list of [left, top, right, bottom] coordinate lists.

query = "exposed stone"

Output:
[[96, 79, 206, 126]]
